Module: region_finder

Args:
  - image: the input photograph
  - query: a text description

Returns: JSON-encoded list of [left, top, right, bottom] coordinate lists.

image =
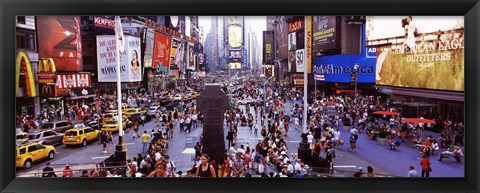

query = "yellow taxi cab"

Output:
[[63, 124, 100, 147], [102, 113, 127, 124], [101, 120, 127, 133], [122, 105, 135, 114], [16, 143, 56, 169], [124, 108, 147, 117], [189, 92, 200, 99]]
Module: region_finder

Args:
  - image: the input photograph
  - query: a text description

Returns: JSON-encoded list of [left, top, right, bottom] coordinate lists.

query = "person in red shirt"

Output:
[[62, 164, 73, 177], [419, 155, 431, 177]]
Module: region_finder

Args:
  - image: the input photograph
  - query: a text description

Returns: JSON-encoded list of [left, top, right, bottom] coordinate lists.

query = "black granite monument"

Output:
[[196, 83, 229, 163]]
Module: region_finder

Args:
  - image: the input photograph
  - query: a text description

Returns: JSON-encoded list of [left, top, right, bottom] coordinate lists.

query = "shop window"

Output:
[[17, 16, 26, 24]]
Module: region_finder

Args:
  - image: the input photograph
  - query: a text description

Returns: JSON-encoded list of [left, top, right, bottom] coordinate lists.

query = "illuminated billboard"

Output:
[[228, 25, 242, 49], [367, 16, 464, 91]]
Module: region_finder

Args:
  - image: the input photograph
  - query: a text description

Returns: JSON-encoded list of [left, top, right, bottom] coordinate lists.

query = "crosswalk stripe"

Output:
[[333, 165, 357, 168], [91, 156, 110, 160]]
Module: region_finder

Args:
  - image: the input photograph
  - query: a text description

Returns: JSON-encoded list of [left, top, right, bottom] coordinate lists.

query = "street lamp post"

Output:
[[353, 64, 359, 107]]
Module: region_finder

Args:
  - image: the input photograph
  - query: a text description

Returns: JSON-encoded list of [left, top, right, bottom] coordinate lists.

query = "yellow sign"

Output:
[[266, 44, 272, 53], [38, 58, 57, 83], [307, 16, 312, 73], [16, 50, 37, 97]]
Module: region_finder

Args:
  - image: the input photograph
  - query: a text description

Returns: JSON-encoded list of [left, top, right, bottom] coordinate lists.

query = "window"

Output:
[[79, 130, 84, 135], [35, 144, 45, 150], [27, 145, 38, 152], [65, 131, 78, 136], [28, 134, 41, 140], [17, 16, 26, 24], [44, 131, 56, 137], [56, 122, 66, 127], [84, 128, 93, 133], [16, 29, 36, 51], [18, 148, 26, 155]]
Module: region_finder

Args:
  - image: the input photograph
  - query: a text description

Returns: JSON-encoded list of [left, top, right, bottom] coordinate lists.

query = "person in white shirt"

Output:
[[294, 159, 302, 172], [155, 151, 162, 162], [294, 117, 300, 130], [229, 143, 237, 160], [192, 114, 198, 129], [333, 128, 342, 149], [307, 132, 314, 149], [408, 165, 418, 177], [389, 117, 395, 129], [286, 161, 294, 176], [237, 144, 246, 156]]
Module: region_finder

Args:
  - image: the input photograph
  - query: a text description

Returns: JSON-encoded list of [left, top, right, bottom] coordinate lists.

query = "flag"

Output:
[[115, 16, 125, 52]]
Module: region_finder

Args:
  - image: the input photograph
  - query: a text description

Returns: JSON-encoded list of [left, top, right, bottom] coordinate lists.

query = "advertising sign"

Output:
[[152, 32, 172, 69], [229, 50, 242, 62], [293, 74, 304, 86], [143, 29, 155, 68], [367, 16, 464, 91], [288, 51, 296, 72], [313, 55, 376, 83], [170, 39, 182, 68], [228, 25, 243, 49], [55, 73, 91, 89], [36, 16, 83, 72], [228, 16, 242, 25], [288, 32, 296, 51], [94, 16, 115, 29], [312, 16, 341, 54], [37, 58, 57, 84], [96, 35, 142, 82], [263, 31, 274, 65], [296, 49, 305, 72], [15, 50, 36, 97], [296, 30, 305, 50], [187, 43, 195, 70], [288, 17, 304, 33], [366, 46, 377, 59], [230, 62, 241, 69], [40, 84, 55, 98], [242, 49, 248, 69], [198, 53, 206, 64]]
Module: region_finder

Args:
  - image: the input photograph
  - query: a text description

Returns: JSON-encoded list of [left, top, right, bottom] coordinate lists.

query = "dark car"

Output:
[[40, 121, 74, 133], [27, 130, 64, 146]]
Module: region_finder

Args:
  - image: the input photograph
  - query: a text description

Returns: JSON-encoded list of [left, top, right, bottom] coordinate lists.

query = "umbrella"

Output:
[[402, 118, 436, 124], [321, 101, 340, 105], [372, 111, 400, 116]]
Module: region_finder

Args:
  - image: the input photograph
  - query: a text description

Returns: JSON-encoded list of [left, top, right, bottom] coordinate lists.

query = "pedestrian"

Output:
[[420, 155, 431, 177], [42, 161, 57, 177], [179, 116, 185, 132], [107, 131, 114, 153], [80, 170, 90, 177], [408, 165, 418, 177], [366, 166, 374, 177], [226, 129, 234, 147], [100, 130, 108, 154], [133, 121, 140, 139], [347, 134, 357, 152], [194, 141, 202, 158], [294, 116, 299, 130], [164, 155, 176, 177], [141, 131, 151, 153], [196, 153, 217, 177], [148, 159, 169, 178], [353, 167, 364, 177], [140, 114, 146, 127], [62, 164, 73, 177]]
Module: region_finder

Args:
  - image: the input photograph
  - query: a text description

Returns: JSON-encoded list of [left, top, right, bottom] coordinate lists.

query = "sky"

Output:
[[198, 16, 266, 46]]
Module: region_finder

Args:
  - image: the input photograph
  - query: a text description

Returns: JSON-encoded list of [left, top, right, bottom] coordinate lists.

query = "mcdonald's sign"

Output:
[[16, 50, 37, 97], [37, 58, 57, 83], [40, 84, 55, 97]]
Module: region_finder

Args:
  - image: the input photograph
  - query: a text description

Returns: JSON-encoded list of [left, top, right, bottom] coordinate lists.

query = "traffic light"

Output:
[[350, 72, 357, 83]]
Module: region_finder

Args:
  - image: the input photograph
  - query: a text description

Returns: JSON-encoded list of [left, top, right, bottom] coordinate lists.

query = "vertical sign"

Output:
[[187, 43, 195, 70], [143, 29, 155, 68]]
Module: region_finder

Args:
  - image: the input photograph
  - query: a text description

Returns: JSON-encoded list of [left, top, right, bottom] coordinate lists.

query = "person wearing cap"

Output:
[[353, 167, 364, 177], [42, 162, 57, 177], [62, 164, 73, 177]]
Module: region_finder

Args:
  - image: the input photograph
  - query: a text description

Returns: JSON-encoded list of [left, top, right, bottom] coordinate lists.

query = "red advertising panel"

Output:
[[152, 32, 172, 69], [55, 73, 91, 89], [36, 16, 83, 72]]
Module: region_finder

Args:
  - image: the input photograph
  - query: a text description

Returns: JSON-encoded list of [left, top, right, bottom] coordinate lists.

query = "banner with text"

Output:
[[96, 35, 142, 82], [367, 16, 464, 91], [143, 28, 155, 68]]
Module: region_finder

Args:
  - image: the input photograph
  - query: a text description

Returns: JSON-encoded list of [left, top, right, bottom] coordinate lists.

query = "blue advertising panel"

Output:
[[313, 55, 375, 83], [242, 49, 248, 69]]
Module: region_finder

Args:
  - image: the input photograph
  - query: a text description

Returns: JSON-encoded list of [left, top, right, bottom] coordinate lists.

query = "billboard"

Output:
[[288, 50, 296, 72], [36, 16, 83, 72], [96, 35, 142, 82], [263, 31, 275, 65], [312, 54, 376, 83], [227, 16, 242, 25], [55, 73, 91, 89], [187, 43, 195, 70], [367, 16, 464, 91], [153, 32, 172, 70], [230, 62, 241, 69], [143, 29, 155, 68], [312, 16, 341, 54], [228, 25, 242, 49], [229, 50, 242, 62], [288, 32, 296, 51], [295, 49, 305, 72], [242, 49, 248, 69], [94, 16, 115, 29], [170, 39, 182, 68]]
